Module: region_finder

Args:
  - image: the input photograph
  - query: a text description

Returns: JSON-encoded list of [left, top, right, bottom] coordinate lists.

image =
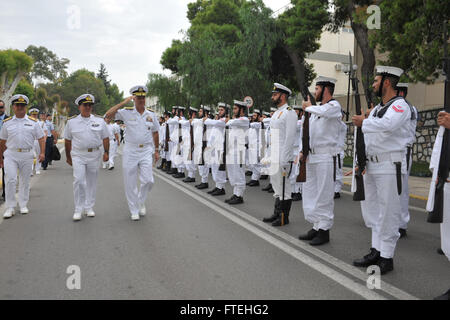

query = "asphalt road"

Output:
[[0, 145, 448, 300]]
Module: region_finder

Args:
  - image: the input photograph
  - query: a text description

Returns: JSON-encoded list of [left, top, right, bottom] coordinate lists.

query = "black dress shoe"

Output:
[[434, 289, 450, 300], [247, 180, 260, 187], [245, 171, 252, 176], [174, 172, 185, 178], [292, 193, 302, 201], [228, 195, 243, 205], [438, 248, 445, 255], [225, 195, 236, 203], [260, 175, 268, 180], [262, 184, 272, 191], [267, 187, 274, 193], [271, 199, 292, 226], [196, 183, 209, 190], [353, 248, 381, 267], [108, 166, 114, 170], [309, 229, 329, 246], [334, 192, 341, 199], [377, 257, 394, 275], [263, 198, 281, 223], [298, 229, 318, 241], [207, 187, 219, 194], [183, 177, 196, 183], [399, 228, 407, 238], [211, 188, 225, 196]]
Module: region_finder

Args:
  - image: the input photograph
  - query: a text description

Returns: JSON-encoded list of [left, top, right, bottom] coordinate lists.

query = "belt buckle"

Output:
[[139, 144, 144, 148], [18, 148, 22, 152], [88, 148, 93, 152]]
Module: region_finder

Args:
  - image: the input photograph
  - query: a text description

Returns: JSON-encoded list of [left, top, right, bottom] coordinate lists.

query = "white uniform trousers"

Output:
[[185, 163, 196, 178], [72, 151, 101, 213], [302, 161, 335, 231], [226, 163, 245, 197], [289, 161, 302, 193], [334, 151, 344, 193], [4, 150, 34, 209], [211, 163, 226, 189], [198, 165, 210, 183], [32, 140, 41, 174], [399, 153, 413, 229], [360, 173, 402, 259], [108, 140, 118, 168], [271, 164, 293, 201], [251, 163, 261, 181], [442, 183, 450, 261], [122, 145, 154, 215]]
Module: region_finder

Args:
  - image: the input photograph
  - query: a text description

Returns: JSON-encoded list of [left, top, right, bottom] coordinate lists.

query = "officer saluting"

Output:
[[105, 85, 160, 221], [352, 66, 411, 274], [0, 95, 45, 218], [64, 94, 110, 221], [262, 83, 297, 226]]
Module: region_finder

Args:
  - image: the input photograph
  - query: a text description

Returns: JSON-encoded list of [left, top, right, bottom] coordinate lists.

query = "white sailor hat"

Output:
[[218, 102, 227, 108], [396, 82, 409, 89], [172, 106, 179, 110], [293, 105, 302, 110], [270, 107, 277, 112], [130, 85, 148, 96], [316, 76, 337, 87], [178, 106, 186, 110], [189, 106, 198, 112], [201, 105, 211, 112], [272, 83, 292, 96], [253, 109, 261, 115], [11, 94, 29, 106], [263, 111, 271, 117], [75, 94, 95, 105], [234, 100, 247, 108], [248, 113, 253, 117], [28, 108, 39, 114], [376, 66, 403, 78]]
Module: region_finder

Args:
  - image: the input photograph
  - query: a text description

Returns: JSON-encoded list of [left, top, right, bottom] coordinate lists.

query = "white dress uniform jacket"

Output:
[[0, 115, 45, 209]]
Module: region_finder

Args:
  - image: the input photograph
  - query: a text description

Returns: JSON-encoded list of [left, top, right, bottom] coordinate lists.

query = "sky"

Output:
[[0, 0, 289, 95]]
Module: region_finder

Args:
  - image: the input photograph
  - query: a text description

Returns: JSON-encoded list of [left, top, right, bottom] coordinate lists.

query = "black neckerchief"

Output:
[[373, 96, 404, 118]]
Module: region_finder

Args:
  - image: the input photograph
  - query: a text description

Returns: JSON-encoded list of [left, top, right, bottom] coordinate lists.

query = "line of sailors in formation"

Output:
[[156, 67, 420, 277]]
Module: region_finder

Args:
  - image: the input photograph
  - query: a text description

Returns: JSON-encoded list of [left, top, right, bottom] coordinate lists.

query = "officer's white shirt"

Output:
[[0, 115, 45, 150], [270, 104, 298, 166], [115, 106, 160, 147], [305, 99, 342, 163], [205, 118, 226, 151], [363, 97, 411, 156], [227, 117, 249, 152], [106, 123, 116, 141], [167, 116, 180, 142], [180, 119, 192, 145], [64, 114, 109, 153], [38, 120, 48, 137], [293, 119, 302, 148]]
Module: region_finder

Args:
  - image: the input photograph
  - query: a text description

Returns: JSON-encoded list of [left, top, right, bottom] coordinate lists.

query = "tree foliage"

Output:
[[146, 73, 189, 110], [24, 45, 70, 82], [371, 0, 450, 83]]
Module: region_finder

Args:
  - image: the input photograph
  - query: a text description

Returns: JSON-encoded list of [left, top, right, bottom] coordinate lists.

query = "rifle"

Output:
[[164, 121, 169, 152], [296, 82, 315, 182], [177, 122, 182, 155], [199, 122, 207, 166], [188, 119, 194, 161], [349, 51, 367, 201], [219, 121, 226, 171], [428, 21, 450, 223]]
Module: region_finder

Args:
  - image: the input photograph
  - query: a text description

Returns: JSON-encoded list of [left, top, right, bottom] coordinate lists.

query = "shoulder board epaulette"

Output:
[[3, 117, 12, 123], [287, 107, 292, 111], [124, 107, 134, 110], [28, 116, 37, 122], [68, 115, 77, 120], [147, 108, 154, 112]]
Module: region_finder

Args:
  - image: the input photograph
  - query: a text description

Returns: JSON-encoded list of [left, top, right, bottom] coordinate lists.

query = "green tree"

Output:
[[371, 0, 450, 83], [13, 79, 35, 103], [146, 73, 189, 110], [0, 49, 34, 113], [160, 40, 184, 73], [24, 45, 70, 82]]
